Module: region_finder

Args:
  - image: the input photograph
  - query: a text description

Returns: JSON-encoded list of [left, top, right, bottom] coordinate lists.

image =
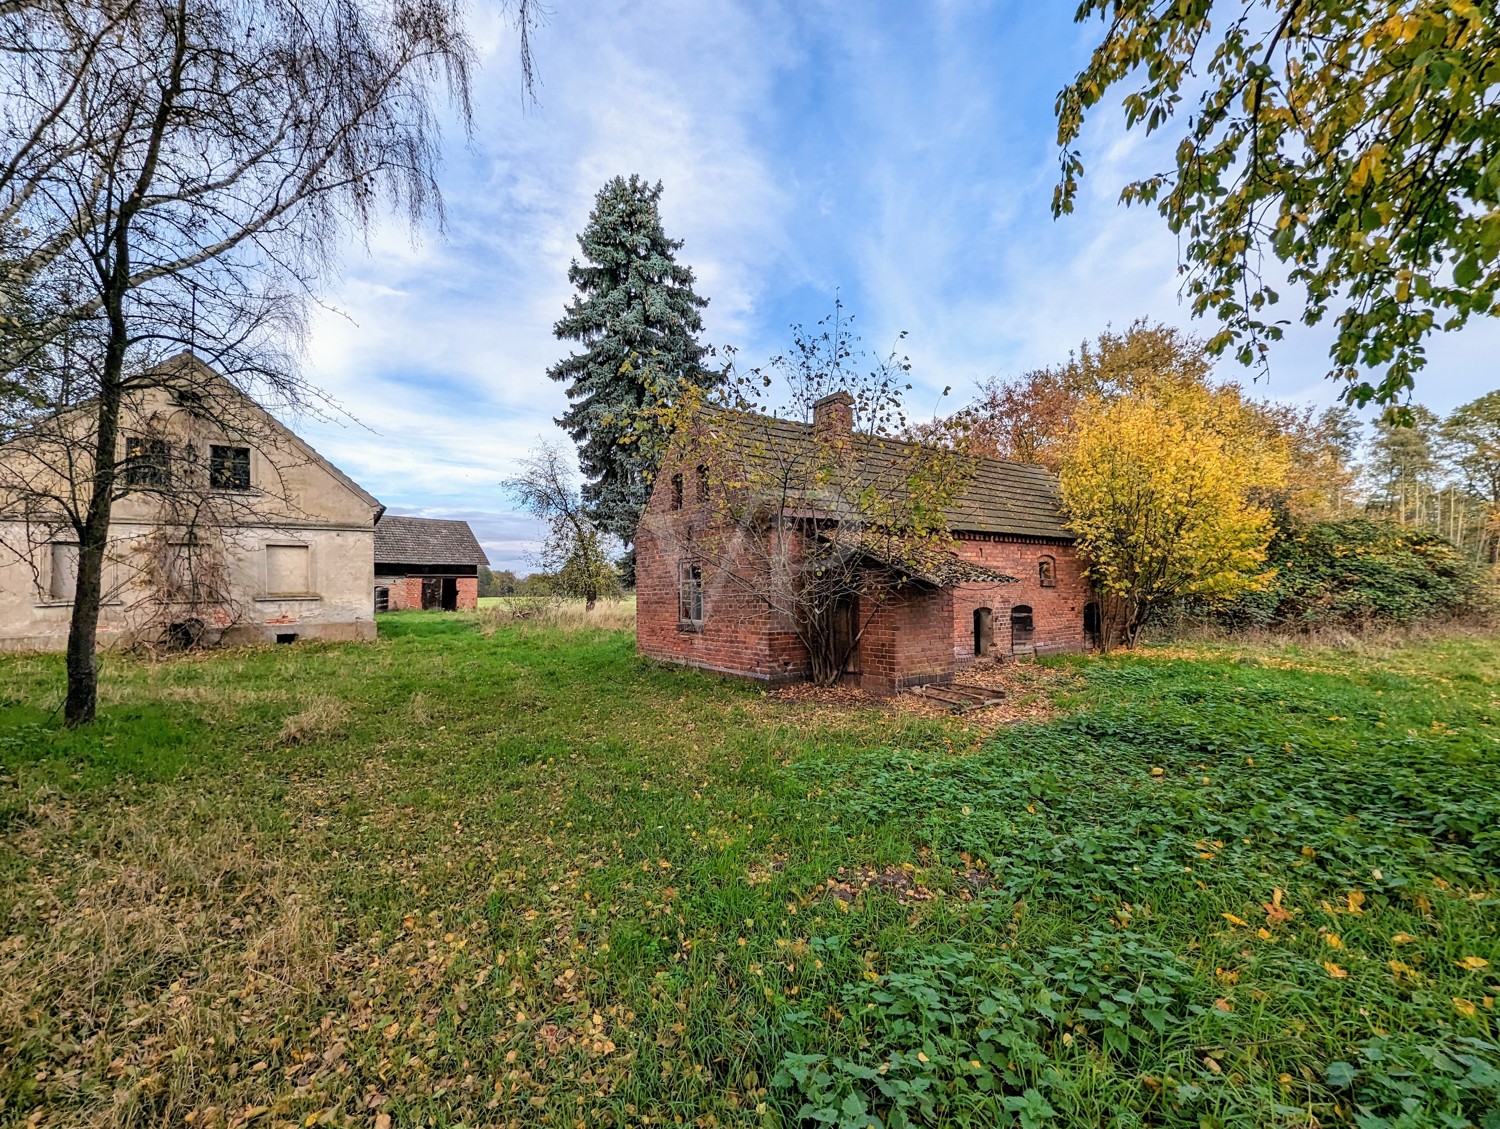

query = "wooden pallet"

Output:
[[911, 681, 1007, 713]]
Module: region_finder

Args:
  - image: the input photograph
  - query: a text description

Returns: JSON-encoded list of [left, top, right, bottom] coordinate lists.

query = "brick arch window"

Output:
[[695, 464, 710, 502], [1038, 555, 1057, 588], [670, 473, 684, 510]]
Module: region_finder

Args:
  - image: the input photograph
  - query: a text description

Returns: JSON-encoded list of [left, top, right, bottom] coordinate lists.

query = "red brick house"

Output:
[[636, 393, 1097, 693], [373, 516, 487, 611]]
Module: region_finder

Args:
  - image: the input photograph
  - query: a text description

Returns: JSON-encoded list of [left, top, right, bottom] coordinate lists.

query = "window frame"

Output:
[[209, 444, 252, 491], [263, 541, 314, 598], [670, 472, 684, 511], [48, 541, 79, 603], [123, 437, 171, 490], [677, 559, 704, 626], [695, 464, 710, 503], [1010, 604, 1035, 647]]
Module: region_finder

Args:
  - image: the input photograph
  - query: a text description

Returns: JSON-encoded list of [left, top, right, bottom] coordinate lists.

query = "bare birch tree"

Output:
[[0, 0, 534, 725], [509, 443, 621, 611]]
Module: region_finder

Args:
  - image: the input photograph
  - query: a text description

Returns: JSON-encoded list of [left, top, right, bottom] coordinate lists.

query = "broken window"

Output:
[[678, 560, 703, 624], [209, 444, 251, 490], [670, 473, 684, 510], [696, 464, 710, 502], [374, 586, 390, 612], [48, 542, 78, 602], [123, 438, 170, 489], [1038, 555, 1057, 588]]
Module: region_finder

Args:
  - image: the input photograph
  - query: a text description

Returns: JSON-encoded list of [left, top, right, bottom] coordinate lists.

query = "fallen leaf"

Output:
[[1323, 961, 1348, 979], [1391, 933, 1416, 945], [1453, 998, 1477, 1018], [1456, 956, 1489, 972], [1221, 912, 1249, 927]]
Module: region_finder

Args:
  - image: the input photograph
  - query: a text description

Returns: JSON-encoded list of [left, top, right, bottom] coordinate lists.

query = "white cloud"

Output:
[[283, 0, 1500, 575]]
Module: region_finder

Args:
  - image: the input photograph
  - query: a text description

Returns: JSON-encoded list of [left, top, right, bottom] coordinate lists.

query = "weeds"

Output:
[[1, 616, 1496, 1128]]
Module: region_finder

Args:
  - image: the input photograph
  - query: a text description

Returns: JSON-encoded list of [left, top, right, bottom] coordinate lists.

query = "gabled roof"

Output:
[[375, 515, 489, 567], [695, 408, 1073, 542], [159, 352, 385, 515]]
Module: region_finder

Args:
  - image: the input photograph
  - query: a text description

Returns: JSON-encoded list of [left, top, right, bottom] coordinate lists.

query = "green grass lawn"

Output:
[[1, 615, 1497, 1129]]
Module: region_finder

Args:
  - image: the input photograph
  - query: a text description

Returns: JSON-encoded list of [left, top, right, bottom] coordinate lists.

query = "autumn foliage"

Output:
[[1060, 382, 1287, 648]]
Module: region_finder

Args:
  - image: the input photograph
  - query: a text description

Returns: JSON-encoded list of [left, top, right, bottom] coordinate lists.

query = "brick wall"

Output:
[[950, 536, 1094, 661], [851, 582, 954, 693], [381, 576, 425, 611], [455, 576, 478, 610], [636, 493, 809, 682], [376, 574, 478, 612]]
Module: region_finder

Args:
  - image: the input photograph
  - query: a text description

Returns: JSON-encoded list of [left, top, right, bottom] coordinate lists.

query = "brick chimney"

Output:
[[812, 390, 854, 441]]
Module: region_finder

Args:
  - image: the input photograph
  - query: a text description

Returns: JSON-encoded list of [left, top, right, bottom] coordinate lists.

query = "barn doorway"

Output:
[[1083, 601, 1102, 649], [1010, 605, 1035, 655], [973, 607, 993, 655], [441, 577, 458, 611], [420, 578, 441, 609]]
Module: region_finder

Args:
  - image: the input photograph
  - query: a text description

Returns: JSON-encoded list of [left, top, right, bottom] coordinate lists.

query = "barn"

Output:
[[373, 515, 488, 612]]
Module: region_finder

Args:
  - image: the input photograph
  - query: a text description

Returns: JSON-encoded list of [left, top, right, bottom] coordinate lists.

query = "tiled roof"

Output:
[[696, 408, 1073, 541], [374, 515, 489, 567]]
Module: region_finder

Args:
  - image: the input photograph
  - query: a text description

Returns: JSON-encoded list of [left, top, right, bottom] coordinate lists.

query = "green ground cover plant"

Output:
[[1, 615, 1497, 1128]]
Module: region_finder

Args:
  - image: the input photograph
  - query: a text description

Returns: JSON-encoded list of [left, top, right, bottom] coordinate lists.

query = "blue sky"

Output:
[[296, 0, 1500, 573]]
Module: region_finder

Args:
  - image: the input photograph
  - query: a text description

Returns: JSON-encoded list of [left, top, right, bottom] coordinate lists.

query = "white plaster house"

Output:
[[0, 352, 382, 652]]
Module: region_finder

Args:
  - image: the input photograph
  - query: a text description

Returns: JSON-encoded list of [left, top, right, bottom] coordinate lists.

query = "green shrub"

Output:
[[1214, 517, 1478, 629]]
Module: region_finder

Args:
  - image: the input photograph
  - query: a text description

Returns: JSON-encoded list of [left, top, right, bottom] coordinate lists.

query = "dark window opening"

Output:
[[374, 586, 390, 612], [123, 437, 170, 489], [678, 561, 703, 624], [210, 444, 251, 490], [1038, 556, 1057, 588], [973, 607, 993, 655], [1011, 604, 1034, 653], [695, 464, 710, 502], [670, 473, 684, 510], [275, 632, 298, 644]]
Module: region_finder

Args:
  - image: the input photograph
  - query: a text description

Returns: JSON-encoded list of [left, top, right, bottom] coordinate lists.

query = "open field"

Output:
[[2, 615, 1498, 1128]]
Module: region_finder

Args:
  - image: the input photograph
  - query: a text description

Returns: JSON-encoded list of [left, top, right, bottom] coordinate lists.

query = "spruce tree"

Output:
[[547, 175, 713, 562]]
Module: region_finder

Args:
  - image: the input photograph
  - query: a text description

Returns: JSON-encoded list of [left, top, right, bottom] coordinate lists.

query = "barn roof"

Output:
[[695, 408, 1073, 542], [374, 515, 489, 567]]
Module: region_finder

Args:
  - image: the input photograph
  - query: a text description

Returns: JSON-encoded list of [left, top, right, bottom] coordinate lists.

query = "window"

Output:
[[266, 544, 311, 595], [1010, 604, 1034, 650], [123, 438, 170, 489], [374, 586, 390, 612], [209, 445, 251, 490], [696, 464, 710, 502], [670, 473, 684, 510], [1038, 555, 1057, 588], [678, 560, 703, 624], [48, 542, 78, 602]]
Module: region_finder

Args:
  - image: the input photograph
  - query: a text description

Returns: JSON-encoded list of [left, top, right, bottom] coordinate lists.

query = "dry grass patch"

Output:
[[1, 798, 337, 1128]]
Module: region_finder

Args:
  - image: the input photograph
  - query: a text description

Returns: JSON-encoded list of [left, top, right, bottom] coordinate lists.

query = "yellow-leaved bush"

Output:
[[1059, 383, 1288, 648]]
